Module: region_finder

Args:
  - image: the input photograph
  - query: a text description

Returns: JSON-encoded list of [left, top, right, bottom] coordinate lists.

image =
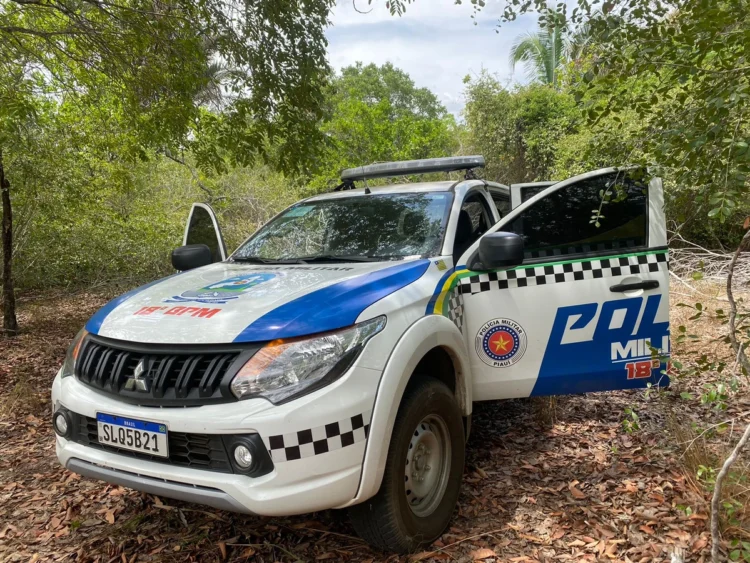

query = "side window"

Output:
[[463, 200, 489, 233], [506, 171, 648, 260], [185, 204, 225, 262], [490, 191, 510, 218], [520, 185, 547, 203], [454, 193, 493, 261]]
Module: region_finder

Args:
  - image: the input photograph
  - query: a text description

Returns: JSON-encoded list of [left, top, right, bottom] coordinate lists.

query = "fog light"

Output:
[[53, 411, 70, 438], [233, 445, 254, 469]]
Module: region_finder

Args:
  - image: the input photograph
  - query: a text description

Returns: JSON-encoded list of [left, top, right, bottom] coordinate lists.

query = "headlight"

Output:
[[230, 316, 386, 404], [61, 328, 88, 378]]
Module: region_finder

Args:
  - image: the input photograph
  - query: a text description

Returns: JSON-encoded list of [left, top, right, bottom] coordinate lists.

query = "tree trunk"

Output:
[[0, 147, 18, 336]]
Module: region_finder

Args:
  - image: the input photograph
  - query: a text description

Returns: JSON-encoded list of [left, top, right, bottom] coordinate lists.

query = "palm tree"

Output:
[[509, 25, 566, 89], [565, 22, 592, 63], [509, 16, 591, 89], [194, 60, 231, 110]]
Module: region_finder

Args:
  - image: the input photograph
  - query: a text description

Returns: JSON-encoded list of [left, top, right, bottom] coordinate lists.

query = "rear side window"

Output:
[[520, 185, 547, 203], [490, 191, 510, 218], [505, 170, 648, 260]]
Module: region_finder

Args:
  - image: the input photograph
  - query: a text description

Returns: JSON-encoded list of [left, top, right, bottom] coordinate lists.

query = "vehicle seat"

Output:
[[452, 210, 474, 263]]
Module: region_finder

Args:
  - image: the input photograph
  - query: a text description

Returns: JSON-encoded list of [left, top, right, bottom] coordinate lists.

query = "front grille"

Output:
[[75, 335, 260, 406], [73, 414, 234, 473]]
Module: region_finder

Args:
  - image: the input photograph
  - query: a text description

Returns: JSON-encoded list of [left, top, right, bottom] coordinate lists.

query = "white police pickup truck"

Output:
[[51, 157, 670, 552]]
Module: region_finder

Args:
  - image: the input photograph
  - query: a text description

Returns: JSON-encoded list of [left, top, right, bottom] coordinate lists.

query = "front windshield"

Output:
[[233, 192, 453, 262]]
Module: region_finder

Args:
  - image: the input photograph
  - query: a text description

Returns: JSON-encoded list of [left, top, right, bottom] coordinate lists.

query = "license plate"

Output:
[[96, 413, 168, 458]]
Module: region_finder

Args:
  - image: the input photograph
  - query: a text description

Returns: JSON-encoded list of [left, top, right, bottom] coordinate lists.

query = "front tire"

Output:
[[349, 377, 465, 553]]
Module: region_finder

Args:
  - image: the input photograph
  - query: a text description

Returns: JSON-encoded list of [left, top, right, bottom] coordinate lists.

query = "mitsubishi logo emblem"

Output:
[[124, 359, 150, 392]]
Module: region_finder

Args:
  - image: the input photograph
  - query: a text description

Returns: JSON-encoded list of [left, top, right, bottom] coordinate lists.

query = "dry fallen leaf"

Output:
[[0, 292, 720, 563], [605, 541, 619, 558], [569, 480, 586, 499], [691, 536, 708, 553], [666, 529, 691, 543], [470, 548, 496, 560]]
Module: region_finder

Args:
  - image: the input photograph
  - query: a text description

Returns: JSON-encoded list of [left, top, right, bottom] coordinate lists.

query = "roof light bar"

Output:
[[341, 156, 485, 182]]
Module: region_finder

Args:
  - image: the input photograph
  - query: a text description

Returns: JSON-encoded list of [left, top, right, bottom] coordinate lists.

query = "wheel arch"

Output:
[[340, 314, 471, 507]]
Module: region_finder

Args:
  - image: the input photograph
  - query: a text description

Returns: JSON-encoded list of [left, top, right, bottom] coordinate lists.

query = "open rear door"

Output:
[[183, 203, 227, 262], [455, 167, 670, 399], [509, 181, 558, 209]]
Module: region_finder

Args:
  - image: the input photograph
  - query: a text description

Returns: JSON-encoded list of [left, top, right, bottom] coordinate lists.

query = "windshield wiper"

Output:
[[232, 256, 307, 264], [294, 254, 391, 263], [233, 254, 397, 264]]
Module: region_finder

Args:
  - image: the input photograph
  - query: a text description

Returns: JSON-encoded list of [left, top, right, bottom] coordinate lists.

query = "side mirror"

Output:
[[171, 244, 213, 271], [475, 232, 524, 270]]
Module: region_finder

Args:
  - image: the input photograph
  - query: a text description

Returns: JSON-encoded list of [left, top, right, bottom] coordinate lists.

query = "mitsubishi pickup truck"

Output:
[[51, 156, 670, 553]]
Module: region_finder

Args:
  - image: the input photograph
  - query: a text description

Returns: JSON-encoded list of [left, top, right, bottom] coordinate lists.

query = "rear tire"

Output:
[[349, 377, 465, 553]]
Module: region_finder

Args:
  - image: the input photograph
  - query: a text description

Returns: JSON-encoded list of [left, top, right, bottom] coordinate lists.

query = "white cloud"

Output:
[[326, 0, 539, 116]]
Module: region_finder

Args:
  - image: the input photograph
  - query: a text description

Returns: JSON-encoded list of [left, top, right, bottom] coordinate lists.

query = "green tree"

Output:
[[509, 9, 591, 90], [479, 0, 750, 225], [310, 63, 458, 189], [463, 74, 579, 183], [510, 25, 566, 88], [0, 0, 333, 334], [0, 68, 42, 335]]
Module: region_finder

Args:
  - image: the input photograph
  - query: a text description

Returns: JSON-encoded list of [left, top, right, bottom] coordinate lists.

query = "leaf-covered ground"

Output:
[[0, 286, 738, 563]]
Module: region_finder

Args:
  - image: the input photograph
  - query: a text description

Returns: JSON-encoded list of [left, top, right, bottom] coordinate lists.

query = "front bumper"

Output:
[[52, 360, 381, 516], [66, 458, 256, 513]]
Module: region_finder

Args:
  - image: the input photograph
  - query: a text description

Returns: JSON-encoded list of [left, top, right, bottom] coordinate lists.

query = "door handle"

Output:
[[609, 280, 660, 292]]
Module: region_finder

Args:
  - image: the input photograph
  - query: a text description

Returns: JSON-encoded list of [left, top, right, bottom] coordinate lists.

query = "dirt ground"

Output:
[[0, 281, 746, 563]]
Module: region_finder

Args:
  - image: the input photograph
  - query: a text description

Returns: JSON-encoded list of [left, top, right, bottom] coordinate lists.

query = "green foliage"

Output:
[[621, 406, 640, 433], [0, 0, 333, 169], [729, 538, 750, 561], [509, 9, 570, 89], [10, 148, 303, 290], [463, 74, 579, 183], [3, 60, 454, 291], [309, 63, 458, 190], [489, 0, 750, 234], [697, 464, 718, 487]]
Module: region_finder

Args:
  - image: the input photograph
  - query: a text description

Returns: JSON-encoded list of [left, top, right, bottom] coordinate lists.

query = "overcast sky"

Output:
[[326, 0, 539, 117]]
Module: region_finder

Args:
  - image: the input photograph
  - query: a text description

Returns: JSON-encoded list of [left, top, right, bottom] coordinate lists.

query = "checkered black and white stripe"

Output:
[[262, 411, 371, 463], [446, 289, 465, 331], [457, 252, 668, 295], [525, 239, 641, 259]]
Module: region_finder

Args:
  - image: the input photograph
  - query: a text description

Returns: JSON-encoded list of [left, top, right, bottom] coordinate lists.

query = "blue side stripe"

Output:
[[85, 275, 177, 334], [530, 295, 670, 396], [234, 259, 431, 342]]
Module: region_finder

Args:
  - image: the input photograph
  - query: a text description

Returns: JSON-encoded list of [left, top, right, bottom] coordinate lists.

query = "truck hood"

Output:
[[86, 260, 430, 344]]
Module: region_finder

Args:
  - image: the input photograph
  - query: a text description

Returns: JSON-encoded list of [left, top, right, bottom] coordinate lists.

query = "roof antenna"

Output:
[[361, 165, 371, 194]]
